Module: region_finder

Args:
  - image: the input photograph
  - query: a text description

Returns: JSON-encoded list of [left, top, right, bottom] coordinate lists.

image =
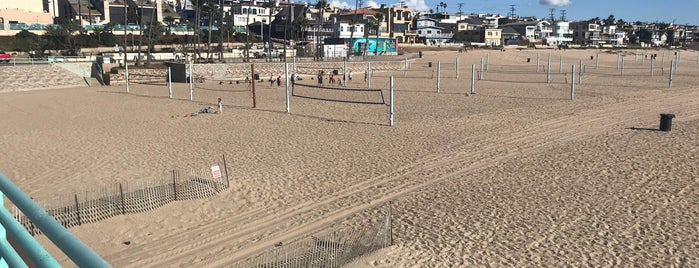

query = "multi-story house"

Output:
[[375, 4, 415, 44], [548, 21, 573, 45], [570, 21, 601, 46], [502, 20, 552, 44], [456, 17, 486, 31], [413, 17, 453, 45], [601, 25, 627, 47], [459, 28, 502, 46]]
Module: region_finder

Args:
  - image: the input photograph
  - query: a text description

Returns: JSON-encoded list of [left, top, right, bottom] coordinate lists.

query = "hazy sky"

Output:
[[328, 0, 699, 25]]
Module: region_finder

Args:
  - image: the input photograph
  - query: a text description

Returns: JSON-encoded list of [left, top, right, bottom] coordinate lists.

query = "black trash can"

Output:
[[659, 113, 675, 131], [428, 62, 432, 67], [527, 58, 531, 63], [253, 73, 260, 80], [590, 55, 594, 60], [333, 69, 339, 75]]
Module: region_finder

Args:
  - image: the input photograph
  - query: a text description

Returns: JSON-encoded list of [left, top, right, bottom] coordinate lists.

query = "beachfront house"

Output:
[[414, 17, 453, 45], [547, 21, 573, 46], [374, 4, 415, 44], [502, 20, 553, 45], [571, 21, 602, 46]]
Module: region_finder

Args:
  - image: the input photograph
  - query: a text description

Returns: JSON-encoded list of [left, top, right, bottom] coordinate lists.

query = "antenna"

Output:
[[358, 0, 364, 8], [509, 4, 516, 18], [549, 8, 556, 22], [560, 10, 567, 21]]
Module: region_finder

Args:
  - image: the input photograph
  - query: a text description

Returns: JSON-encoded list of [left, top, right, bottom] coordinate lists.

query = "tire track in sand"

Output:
[[113, 89, 699, 267]]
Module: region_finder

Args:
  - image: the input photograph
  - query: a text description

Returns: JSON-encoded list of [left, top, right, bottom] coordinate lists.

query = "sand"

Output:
[[1, 48, 697, 267]]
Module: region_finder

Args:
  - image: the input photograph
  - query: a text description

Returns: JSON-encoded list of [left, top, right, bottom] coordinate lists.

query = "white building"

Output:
[[548, 21, 573, 45], [332, 21, 364, 38], [414, 18, 453, 45]]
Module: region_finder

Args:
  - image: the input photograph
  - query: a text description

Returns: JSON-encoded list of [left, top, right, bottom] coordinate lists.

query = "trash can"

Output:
[[527, 58, 530, 63], [590, 56, 594, 60], [428, 62, 432, 67], [253, 73, 260, 80], [333, 69, 339, 75], [659, 113, 675, 131]]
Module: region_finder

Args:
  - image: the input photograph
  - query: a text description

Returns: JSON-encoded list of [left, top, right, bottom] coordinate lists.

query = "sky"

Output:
[[327, 0, 699, 26]]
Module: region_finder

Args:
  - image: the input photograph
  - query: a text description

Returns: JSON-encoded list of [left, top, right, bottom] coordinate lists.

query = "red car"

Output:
[[0, 51, 11, 63]]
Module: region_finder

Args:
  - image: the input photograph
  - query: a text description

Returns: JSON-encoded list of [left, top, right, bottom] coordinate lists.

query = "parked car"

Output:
[[0, 51, 11, 63]]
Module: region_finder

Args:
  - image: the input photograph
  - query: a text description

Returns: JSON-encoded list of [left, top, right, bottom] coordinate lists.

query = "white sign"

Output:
[[211, 165, 222, 179]]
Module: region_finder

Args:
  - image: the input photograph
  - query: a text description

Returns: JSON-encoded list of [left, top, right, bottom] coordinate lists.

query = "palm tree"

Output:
[[264, 0, 279, 61], [164, 16, 176, 36], [314, 0, 328, 60], [440, 2, 447, 13], [296, 17, 310, 43], [203, 0, 219, 61], [374, 13, 384, 55]]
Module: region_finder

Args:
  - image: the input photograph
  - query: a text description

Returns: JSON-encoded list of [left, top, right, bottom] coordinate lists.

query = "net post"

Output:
[[479, 58, 483, 80], [125, 60, 130, 93], [578, 59, 582, 85], [650, 58, 654, 77], [486, 53, 489, 71], [389, 76, 394, 126], [669, 60, 674, 88], [251, 63, 257, 108], [621, 56, 625, 76], [188, 61, 193, 101], [343, 60, 347, 87], [470, 64, 475, 96], [436, 61, 441, 93], [285, 62, 290, 113], [168, 67, 172, 98], [547, 54, 551, 83], [368, 61, 372, 89], [595, 48, 599, 69], [571, 64, 575, 101], [642, 52, 646, 65], [559, 55, 562, 74], [456, 57, 459, 79], [536, 53, 540, 72]]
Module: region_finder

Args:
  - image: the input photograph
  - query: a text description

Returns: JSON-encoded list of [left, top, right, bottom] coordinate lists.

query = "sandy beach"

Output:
[[1, 48, 697, 267]]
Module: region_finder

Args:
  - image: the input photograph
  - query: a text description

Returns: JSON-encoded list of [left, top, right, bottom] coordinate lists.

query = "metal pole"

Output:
[[579, 59, 582, 85], [456, 57, 459, 79], [650, 58, 654, 77], [571, 64, 575, 100], [293, 56, 296, 74], [0, 173, 110, 267], [559, 55, 562, 73], [470, 64, 475, 95], [595, 49, 599, 69], [189, 62, 193, 101], [125, 61, 129, 93], [479, 58, 483, 80], [536, 53, 540, 72], [669, 60, 674, 88], [617, 53, 620, 69], [436, 61, 441, 93], [389, 76, 394, 126], [621, 56, 625, 76], [486, 53, 489, 71], [285, 62, 290, 113], [368, 61, 372, 89], [642, 52, 645, 65], [168, 67, 172, 98], [547, 54, 551, 83]]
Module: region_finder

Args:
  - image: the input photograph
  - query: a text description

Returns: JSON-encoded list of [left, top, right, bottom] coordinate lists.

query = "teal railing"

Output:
[[0, 173, 110, 267]]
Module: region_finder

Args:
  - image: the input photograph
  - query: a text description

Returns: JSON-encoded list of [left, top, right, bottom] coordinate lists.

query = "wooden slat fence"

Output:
[[11, 160, 230, 236], [230, 203, 393, 268]]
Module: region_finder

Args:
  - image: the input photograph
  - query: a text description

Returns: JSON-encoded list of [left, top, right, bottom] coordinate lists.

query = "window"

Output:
[[496, 32, 499, 36], [418, 30, 422, 34], [488, 32, 492, 36], [340, 26, 344, 32], [427, 30, 432, 34]]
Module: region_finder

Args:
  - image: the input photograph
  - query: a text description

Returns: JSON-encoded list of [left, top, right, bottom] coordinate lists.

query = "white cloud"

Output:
[[401, 0, 430, 12], [366, 1, 380, 8], [539, 0, 572, 7], [330, 0, 352, 9]]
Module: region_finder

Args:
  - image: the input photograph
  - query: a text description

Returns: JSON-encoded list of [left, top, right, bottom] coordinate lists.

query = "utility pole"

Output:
[[457, 3, 464, 20], [123, 0, 128, 68], [509, 4, 516, 18], [560, 10, 567, 21], [549, 8, 556, 22]]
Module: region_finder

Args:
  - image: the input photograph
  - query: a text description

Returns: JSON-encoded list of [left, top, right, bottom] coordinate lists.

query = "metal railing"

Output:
[[0, 173, 110, 267]]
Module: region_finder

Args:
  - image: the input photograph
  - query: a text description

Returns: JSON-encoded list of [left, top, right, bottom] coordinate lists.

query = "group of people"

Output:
[[269, 75, 282, 87], [316, 70, 353, 86]]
